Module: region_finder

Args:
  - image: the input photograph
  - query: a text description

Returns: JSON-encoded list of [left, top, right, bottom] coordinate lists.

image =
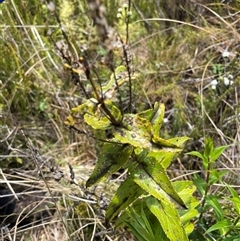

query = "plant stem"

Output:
[[198, 158, 211, 222], [82, 58, 121, 126]]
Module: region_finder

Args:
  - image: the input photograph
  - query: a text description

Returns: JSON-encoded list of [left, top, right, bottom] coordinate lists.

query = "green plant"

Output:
[[188, 138, 240, 240], [60, 1, 201, 240], [1, 0, 240, 240], [65, 57, 199, 240]]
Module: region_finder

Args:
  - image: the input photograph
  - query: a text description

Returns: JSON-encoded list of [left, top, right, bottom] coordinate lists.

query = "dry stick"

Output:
[[132, 1, 152, 32], [125, 0, 131, 46], [123, 0, 133, 113], [0, 169, 19, 201], [0, 127, 19, 201], [13, 197, 48, 239], [112, 67, 124, 116], [46, 1, 90, 99], [93, 49, 124, 116], [48, 32, 90, 99], [91, 66, 104, 99], [120, 36, 133, 113], [20, 131, 70, 239], [85, 0, 126, 121], [0, 127, 17, 143]]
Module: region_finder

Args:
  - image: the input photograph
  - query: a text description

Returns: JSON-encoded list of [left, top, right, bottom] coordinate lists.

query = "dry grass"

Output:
[[0, 141, 134, 241], [0, 0, 240, 240]]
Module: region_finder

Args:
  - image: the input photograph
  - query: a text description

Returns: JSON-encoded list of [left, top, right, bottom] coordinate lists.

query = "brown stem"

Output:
[[82, 58, 121, 126]]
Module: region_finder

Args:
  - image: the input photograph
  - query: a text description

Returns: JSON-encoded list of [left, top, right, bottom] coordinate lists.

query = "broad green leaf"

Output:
[[113, 115, 152, 148], [152, 136, 189, 150], [205, 219, 232, 234], [86, 143, 132, 187], [106, 102, 122, 123], [180, 209, 199, 224], [101, 74, 115, 92], [226, 184, 240, 215], [188, 151, 208, 170], [71, 98, 98, 115], [134, 114, 153, 134], [148, 148, 183, 169], [210, 145, 228, 163], [137, 155, 186, 208], [165, 136, 190, 148], [204, 137, 214, 158], [187, 151, 204, 160], [132, 164, 185, 208], [137, 108, 156, 122], [137, 102, 188, 148], [184, 223, 195, 236], [172, 181, 199, 209], [227, 184, 240, 198], [150, 102, 165, 136], [229, 197, 240, 215], [206, 195, 224, 221], [113, 128, 151, 148], [106, 178, 144, 222], [84, 113, 111, 130], [209, 169, 228, 185], [115, 65, 127, 74], [152, 135, 180, 148], [236, 221, 240, 228], [193, 176, 207, 195], [83, 101, 122, 129], [64, 115, 76, 126], [146, 196, 188, 241], [172, 181, 196, 202], [172, 181, 199, 230]]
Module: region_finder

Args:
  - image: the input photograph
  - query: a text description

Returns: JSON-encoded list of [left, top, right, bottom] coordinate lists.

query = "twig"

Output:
[[0, 169, 19, 201], [20, 130, 70, 239]]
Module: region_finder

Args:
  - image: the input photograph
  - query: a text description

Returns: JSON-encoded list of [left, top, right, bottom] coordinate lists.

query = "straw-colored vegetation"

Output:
[[0, 0, 240, 240]]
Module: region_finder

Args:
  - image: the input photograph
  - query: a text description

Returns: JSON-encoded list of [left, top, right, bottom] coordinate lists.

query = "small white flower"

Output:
[[222, 51, 230, 58], [210, 79, 218, 90], [123, 3, 128, 9], [228, 74, 233, 79], [117, 13, 122, 19], [211, 85, 217, 90], [118, 8, 122, 12], [127, 11, 132, 16], [163, 118, 169, 123], [210, 79, 218, 85], [223, 77, 230, 86]]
